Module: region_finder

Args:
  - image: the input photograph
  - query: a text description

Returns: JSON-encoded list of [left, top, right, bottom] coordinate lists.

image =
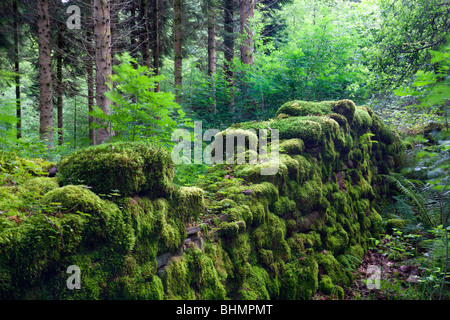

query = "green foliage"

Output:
[[392, 41, 450, 133], [180, 0, 373, 129], [91, 53, 191, 144], [369, 0, 449, 90]]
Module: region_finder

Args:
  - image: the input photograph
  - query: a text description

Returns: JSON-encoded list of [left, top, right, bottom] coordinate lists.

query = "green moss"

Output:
[[22, 177, 59, 197], [162, 256, 196, 300], [114, 274, 165, 299], [0, 98, 406, 300], [315, 251, 349, 286], [354, 107, 373, 130], [280, 138, 304, 155], [280, 256, 318, 300], [239, 264, 274, 300], [328, 114, 349, 133], [293, 178, 323, 212], [188, 248, 227, 300], [271, 196, 296, 217], [333, 285, 345, 299], [271, 118, 323, 144], [253, 213, 291, 263], [276, 100, 336, 118], [331, 99, 356, 122], [42, 185, 135, 253], [319, 275, 334, 295], [42, 185, 105, 216], [174, 186, 205, 223], [213, 128, 259, 164], [219, 221, 240, 238], [58, 141, 174, 198]]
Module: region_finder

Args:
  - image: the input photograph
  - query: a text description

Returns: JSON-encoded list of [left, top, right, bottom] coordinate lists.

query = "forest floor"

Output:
[[313, 235, 425, 300]]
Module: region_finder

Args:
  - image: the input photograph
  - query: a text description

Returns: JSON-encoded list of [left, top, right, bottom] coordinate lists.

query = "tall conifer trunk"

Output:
[[207, 0, 217, 114], [13, 0, 21, 139], [152, 0, 160, 92], [37, 0, 54, 145], [174, 0, 182, 104], [93, 0, 112, 145], [239, 0, 254, 66]]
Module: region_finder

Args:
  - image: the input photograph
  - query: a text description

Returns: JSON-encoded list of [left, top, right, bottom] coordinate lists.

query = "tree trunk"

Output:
[[110, 0, 118, 67], [94, 0, 112, 145], [130, 1, 137, 62], [173, 0, 182, 104], [207, 0, 216, 114], [223, 0, 235, 81], [56, 30, 63, 145], [207, 0, 216, 78], [152, 0, 160, 92], [139, 0, 151, 69], [13, 0, 21, 140], [87, 29, 95, 145], [37, 0, 54, 145], [239, 0, 254, 66]]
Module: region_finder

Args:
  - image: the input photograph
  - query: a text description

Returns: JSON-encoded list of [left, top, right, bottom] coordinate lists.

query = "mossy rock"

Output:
[[21, 177, 59, 197], [42, 185, 135, 252], [212, 129, 259, 164], [271, 118, 323, 144], [174, 186, 205, 223], [280, 138, 304, 155], [58, 141, 174, 198], [319, 275, 334, 295], [331, 99, 356, 122], [42, 185, 106, 216], [279, 256, 318, 300], [354, 107, 373, 130], [275, 100, 336, 118]]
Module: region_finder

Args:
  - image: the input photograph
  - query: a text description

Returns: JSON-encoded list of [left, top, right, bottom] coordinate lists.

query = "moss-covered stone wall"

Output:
[[0, 99, 403, 300]]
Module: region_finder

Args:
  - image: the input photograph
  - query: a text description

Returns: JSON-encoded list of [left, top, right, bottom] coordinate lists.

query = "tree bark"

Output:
[[207, 0, 216, 113], [56, 29, 63, 145], [86, 29, 95, 145], [239, 0, 254, 66], [37, 0, 54, 145], [13, 0, 21, 140], [224, 0, 235, 81], [139, 0, 151, 69], [93, 0, 112, 145], [207, 0, 216, 78], [152, 0, 160, 92], [174, 0, 182, 104]]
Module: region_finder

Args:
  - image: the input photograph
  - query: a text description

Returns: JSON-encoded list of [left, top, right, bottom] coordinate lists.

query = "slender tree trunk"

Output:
[[174, 0, 182, 104], [152, 0, 160, 92], [223, 0, 234, 81], [94, 0, 112, 145], [86, 29, 95, 145], [130, 1, 137, 62], [139, 0, 151, 69], [207, 0, 217, 114], [239, 0, 254, 66], [110, 0, 118, 67], [224, 0, 236, 114], [13, 0, 21, 139], [56, 30, 64, 145], [207, 0, 216, 77], [37, 0, 54, 145]]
